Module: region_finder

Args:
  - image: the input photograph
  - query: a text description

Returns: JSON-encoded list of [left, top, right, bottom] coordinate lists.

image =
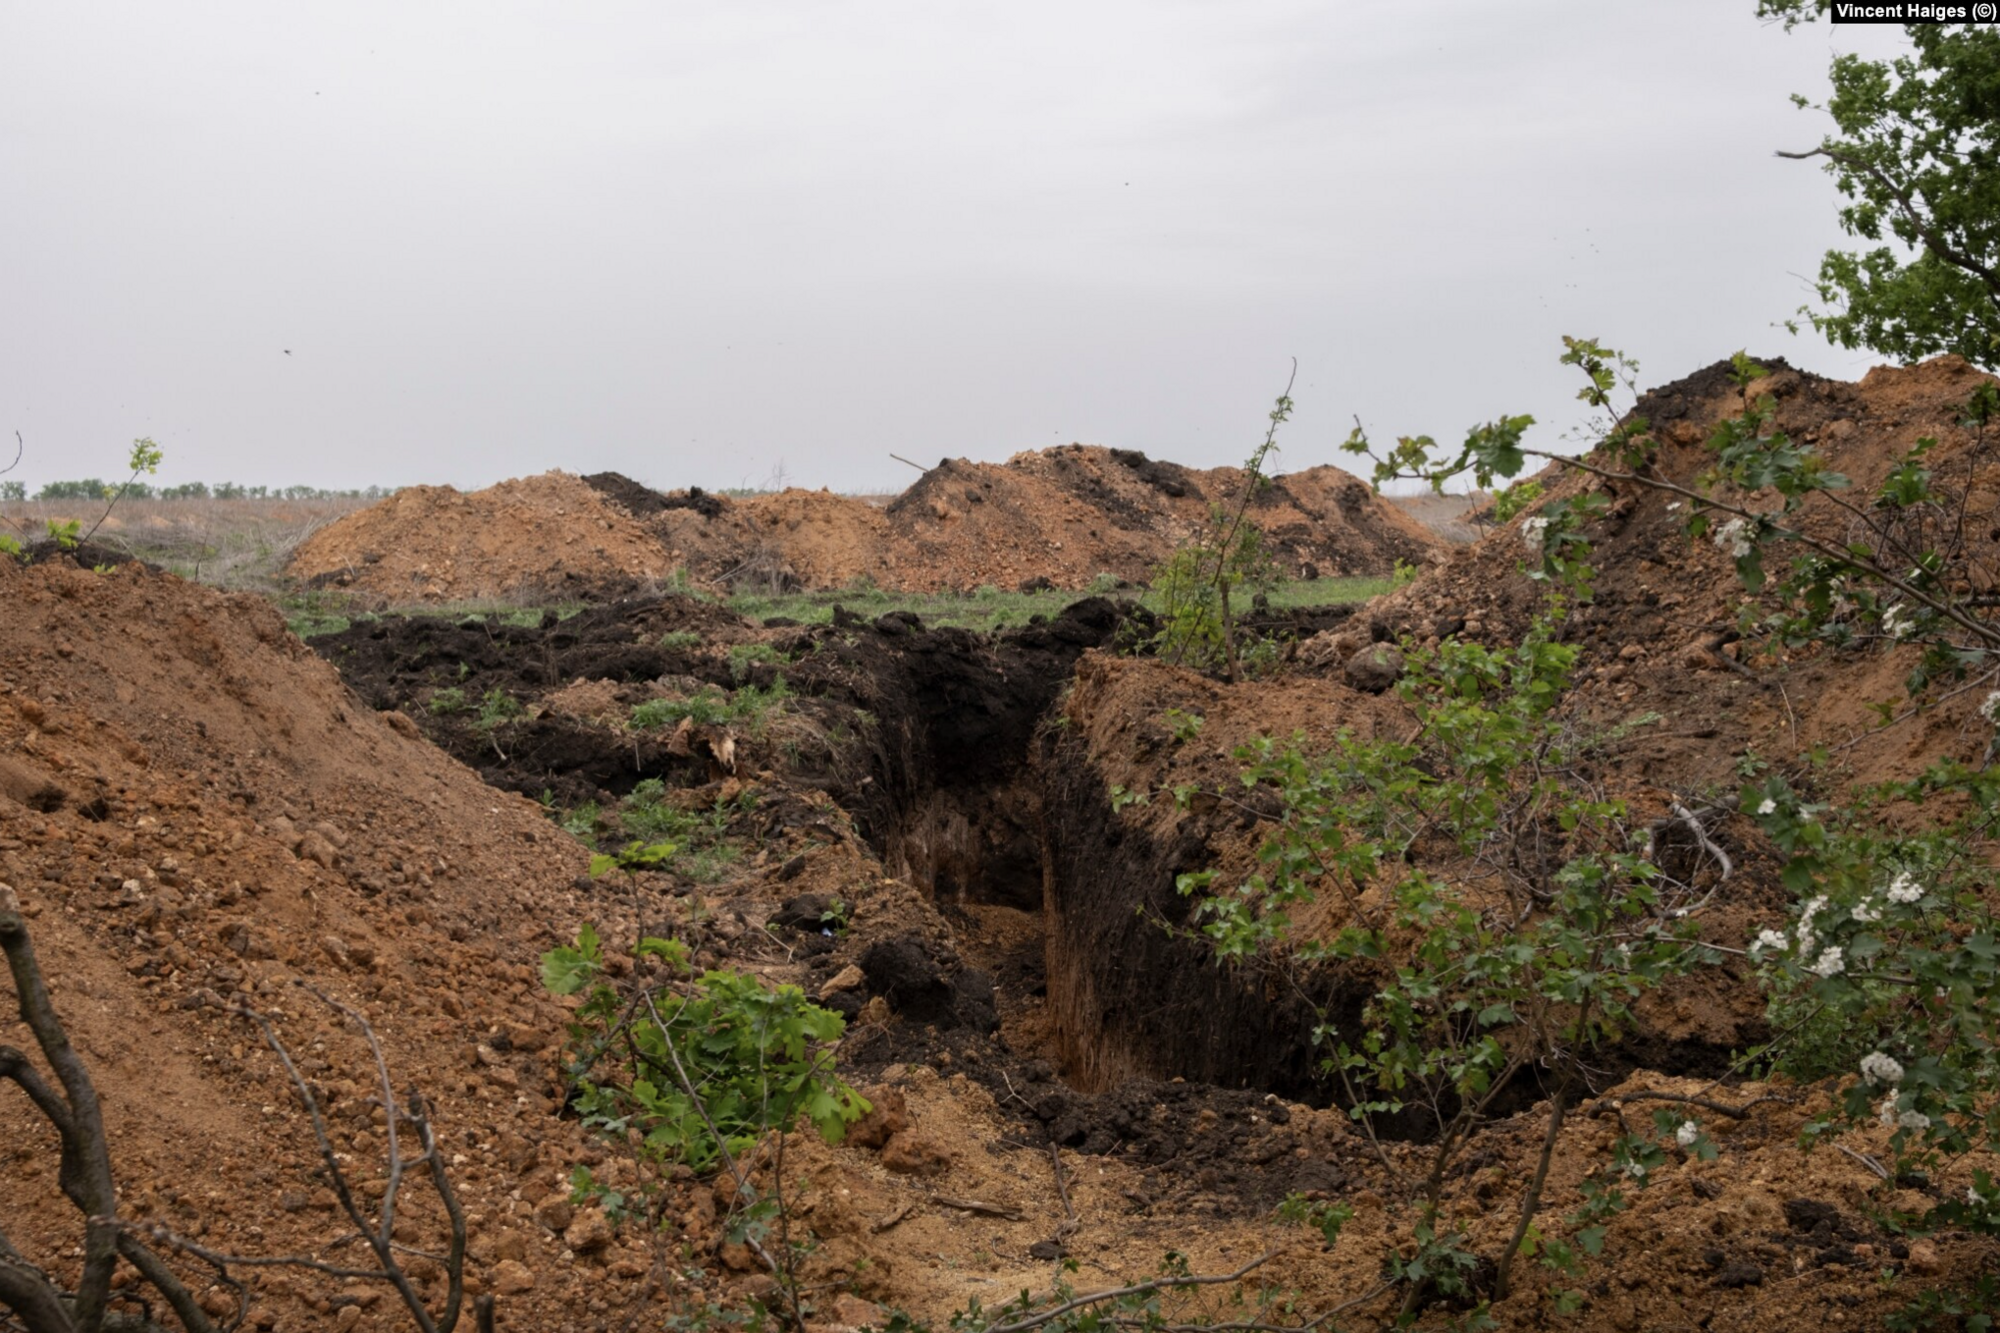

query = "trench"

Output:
[[833, 599, 1749, 1121], [828, 600, 1352, 1104], [313, 592, 1742, 1126]]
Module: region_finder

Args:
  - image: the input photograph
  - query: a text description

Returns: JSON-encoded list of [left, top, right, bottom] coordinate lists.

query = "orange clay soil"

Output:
[[286, 446, 1439, 602], [6, 553, 1993, 1333], [286, 471, 674, 604], [7, 352, 2000, 1333]]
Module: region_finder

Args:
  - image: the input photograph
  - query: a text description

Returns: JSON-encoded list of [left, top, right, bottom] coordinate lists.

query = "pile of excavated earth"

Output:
[[3, 354, 1999, 1333], [286, 445, 1440, 602]]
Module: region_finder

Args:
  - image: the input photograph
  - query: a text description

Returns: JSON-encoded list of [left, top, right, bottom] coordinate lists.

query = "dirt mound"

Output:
[[287, 470, 673, 602], [0, 557, 628, 1328], [1339, 353, 2000, 788], [289, 447, 1438, 600]]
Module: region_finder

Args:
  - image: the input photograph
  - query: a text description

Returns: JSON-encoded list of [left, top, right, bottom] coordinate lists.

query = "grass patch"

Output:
[[630, 677, 792, 734], [280, 592, 587, 640], [545, 781, 753, 885], [727, 574, 1391, 633]]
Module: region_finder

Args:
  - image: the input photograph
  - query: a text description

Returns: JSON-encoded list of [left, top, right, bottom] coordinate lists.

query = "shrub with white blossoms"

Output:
[[1520, 515, 1549, 553], [1982, 690, 2000, 725], [1744, 772, 2000, 1227]]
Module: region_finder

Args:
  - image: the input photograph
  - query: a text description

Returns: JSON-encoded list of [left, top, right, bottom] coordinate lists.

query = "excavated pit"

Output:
[[311, 593, 1379, 1103], [312, 590, 1746, 1134]]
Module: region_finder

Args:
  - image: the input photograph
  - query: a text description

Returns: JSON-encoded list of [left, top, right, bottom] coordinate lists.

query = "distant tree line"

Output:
[[0, 479, 394, 502]]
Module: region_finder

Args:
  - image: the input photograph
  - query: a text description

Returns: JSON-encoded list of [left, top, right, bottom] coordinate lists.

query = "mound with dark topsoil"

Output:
[[287, 470, 673, 603], [876, 446, 1437, 593], [286, 446, 1439, 601]]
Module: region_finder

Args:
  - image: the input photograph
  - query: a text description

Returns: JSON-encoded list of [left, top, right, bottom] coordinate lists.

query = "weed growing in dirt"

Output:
[[1152, 369, 1292, 679], [617, 782, 755, 883], [726, 641, 793, 681], [542, 926, 869, 1333], [631, 679, 792, 735], [474, 686, 522, 730]]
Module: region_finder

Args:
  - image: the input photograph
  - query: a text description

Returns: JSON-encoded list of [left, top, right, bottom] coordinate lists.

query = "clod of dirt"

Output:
[[858, 938, 997, 1033], [0, 756, 66, 812], [1343, 641, 1404, 693]]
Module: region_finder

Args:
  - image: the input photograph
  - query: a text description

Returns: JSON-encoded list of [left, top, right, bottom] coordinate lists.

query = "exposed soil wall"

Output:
[[1036, 724, 1359, 1097]]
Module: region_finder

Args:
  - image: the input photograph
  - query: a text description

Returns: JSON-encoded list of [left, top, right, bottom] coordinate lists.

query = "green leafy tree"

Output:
[[1763, 2, 2000, 367]]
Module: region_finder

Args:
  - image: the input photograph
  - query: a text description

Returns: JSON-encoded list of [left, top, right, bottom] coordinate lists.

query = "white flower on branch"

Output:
[[1808, 946, 1844, 978], [1521, 516, 1549, 552], [1886, 873, 1924, 905], [1860, 1052, 1904, 1086], [1676, 1121, 1700, 1148], [1711, 517, 1754, 559]]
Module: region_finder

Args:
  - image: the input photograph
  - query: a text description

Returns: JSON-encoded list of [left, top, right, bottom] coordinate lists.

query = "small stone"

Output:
[[490, 1259, 536, 1295], [565, 1208, 614, 1254], [335, 1305, 363, 1331], [848, 1087, 908, 1150], [534, 1195, 575, 1233], [296, 832, 339, 870], [1343, 643, 1405, 694], [880, 1129, 950, 1176], [817, 964, 865, 999], [1905, 1239, 1943, 1275], [832, 1294, 886, 1328]]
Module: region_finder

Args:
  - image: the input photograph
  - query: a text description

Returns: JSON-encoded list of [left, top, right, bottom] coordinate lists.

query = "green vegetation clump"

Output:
[[629, 679, 791, 734], [543, 926, 868, 1177]]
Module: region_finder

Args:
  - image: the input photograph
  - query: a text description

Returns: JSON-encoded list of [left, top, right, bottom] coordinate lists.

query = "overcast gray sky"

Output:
[[0, 2, 1909, 496]]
